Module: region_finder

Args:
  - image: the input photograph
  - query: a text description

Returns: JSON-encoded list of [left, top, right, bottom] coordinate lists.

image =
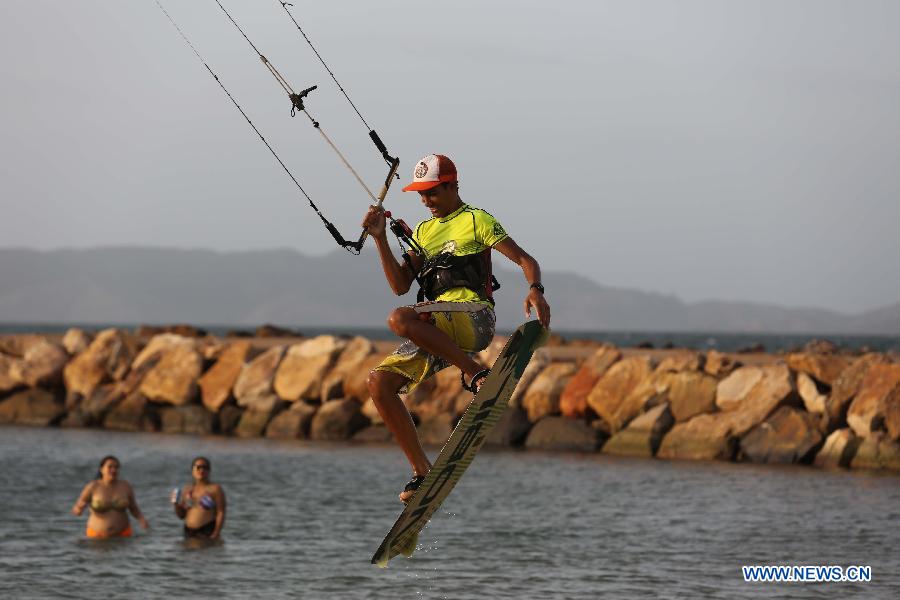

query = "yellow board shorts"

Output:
[[374, 301, 496, 393]]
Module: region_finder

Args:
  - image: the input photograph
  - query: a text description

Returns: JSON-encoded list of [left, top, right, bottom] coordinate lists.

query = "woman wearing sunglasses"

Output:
[[171, 456, 226, 539]]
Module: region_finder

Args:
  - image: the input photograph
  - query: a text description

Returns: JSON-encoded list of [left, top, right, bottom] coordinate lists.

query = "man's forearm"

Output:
[[519, 253, 542, 286], [374, 235, 412, 295]]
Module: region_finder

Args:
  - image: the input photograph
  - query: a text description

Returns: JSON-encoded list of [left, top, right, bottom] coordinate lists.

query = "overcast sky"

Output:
[[1, 0, 898, 314]]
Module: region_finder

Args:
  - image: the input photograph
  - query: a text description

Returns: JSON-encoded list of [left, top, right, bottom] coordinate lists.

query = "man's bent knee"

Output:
[[367, 369, 408, 399], [386, 307, 419, 337]]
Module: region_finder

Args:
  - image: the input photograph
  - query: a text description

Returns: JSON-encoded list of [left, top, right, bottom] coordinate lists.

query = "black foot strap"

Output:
[[401, 474, 427, 504], [461, 368, 490, 393]]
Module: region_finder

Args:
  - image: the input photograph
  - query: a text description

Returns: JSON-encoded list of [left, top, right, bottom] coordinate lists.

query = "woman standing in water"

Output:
[[171, 456, 226, 539], [71, 455, 150, 538]]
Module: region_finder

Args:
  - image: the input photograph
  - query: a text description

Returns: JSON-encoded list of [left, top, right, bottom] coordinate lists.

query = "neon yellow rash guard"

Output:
[[411, 204, 509, 305]]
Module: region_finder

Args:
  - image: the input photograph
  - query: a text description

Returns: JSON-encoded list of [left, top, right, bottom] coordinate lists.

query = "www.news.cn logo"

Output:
[[742, 565, 872, 583]]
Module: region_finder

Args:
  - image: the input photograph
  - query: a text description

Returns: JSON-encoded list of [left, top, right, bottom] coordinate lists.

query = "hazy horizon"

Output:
[[2, 1, 898, 314], [2, 245, 899, 321]]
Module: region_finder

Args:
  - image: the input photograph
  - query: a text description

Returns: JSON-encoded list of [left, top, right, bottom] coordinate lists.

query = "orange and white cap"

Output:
[[401, 154, 458, 192]]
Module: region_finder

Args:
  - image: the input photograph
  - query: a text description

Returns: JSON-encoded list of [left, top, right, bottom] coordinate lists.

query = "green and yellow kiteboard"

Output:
[[372, 320, 549, 567]]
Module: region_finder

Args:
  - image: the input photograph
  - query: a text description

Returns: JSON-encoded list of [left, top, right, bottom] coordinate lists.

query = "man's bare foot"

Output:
[[399, 474, 427, 504], [461, 368, 490, 394]]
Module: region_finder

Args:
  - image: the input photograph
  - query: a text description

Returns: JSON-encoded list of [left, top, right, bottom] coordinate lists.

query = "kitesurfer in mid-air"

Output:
[[362, 154, 551, 502]]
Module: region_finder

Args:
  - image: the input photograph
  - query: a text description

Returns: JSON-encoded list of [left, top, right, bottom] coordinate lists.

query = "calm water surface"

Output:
[[0, 426, 898, 599]]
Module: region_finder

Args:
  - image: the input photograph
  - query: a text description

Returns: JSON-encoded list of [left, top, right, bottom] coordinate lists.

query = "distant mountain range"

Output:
[[0, 247, 897, 335]]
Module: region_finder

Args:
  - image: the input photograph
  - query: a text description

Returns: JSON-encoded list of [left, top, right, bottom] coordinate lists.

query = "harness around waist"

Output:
[[417, 251, 499, 302]]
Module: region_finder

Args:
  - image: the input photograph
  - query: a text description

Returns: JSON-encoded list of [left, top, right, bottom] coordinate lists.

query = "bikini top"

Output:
[[91, 495, 129, 513], [185, 488, 216, 511]]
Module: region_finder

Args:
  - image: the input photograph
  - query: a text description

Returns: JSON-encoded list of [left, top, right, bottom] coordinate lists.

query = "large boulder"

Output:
[[21, 390, 66, 426], [797, 372, 828, 414], [406, 366, 468, 423], [103, 393, 158, 432], [319, 336, 377, 401], [657, 412, 742, 461], [0, 392, 27, 424], [64, 389, 82, 412], [608, 374, 669, 432], [274, 335, 347, 402], [521, 362, 577, 422], [160, 405, 216, 435], [402, 377, 437, 419], [343, 354, 388, 403], [485, 407, 532, 447], [118, 352, 161, 394], [739, 406, 824, 464], [656, 350, 703, 374], [785, 352, 850, 386], [0, 334, 47, 357], [361, 397, 383, 425], [136, 324, 207, 338], [63, 328, 140, 397], [477, 337, 507, 369], [0, 388, 65, 426], [510, 349, 551, 409], [199, 340, 253, 413], [352, 425, 394, 443], [716, 365, 796, 433], [591, 417, 612, 439], [803, 339, 840, 354], [199, 338, 227, 363], [134, 334, 203, 406], [77, 384, 128, 426], [234, 345, 286, 412], [265, 401, 318, 439], [603, 402, 674, 458], [234, 405, 283, 438], [846, 363, 900, 438], [814, 429, 861, 469], [586, 356, 654, 430], [418, 413, 455, 445], [0, 353, 23, 396], [131, 334, 189, 368], [850, 433, 900, 472], [823, 353, 889, 430], [69, 353, 163, 426], [218, 404, 245, 436], [704, 350, 739, 377], [60, 410, 91, 429], [664, 371, 719, 422], [716, 366, 764, 412], [12, 341, 68, 388], [255, 324, 302, 338], [62, 328, 93, 355], [559, 345, 621, 419], [659, 363, 797, 461], [524, 416, 604, 452], [885, 387, 900, 442], [309, 398, 369, 441]]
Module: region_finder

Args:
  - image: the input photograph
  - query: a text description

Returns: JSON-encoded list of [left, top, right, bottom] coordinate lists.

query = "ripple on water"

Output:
[[0, 426, 898, 599]]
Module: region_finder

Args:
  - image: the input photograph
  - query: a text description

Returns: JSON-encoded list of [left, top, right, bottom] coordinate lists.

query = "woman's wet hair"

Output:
[[96, 455, 119, 479], [192, 456, 211, 471]]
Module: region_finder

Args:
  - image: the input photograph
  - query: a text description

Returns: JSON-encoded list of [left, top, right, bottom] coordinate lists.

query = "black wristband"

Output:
[[529, 282, 545, 294]]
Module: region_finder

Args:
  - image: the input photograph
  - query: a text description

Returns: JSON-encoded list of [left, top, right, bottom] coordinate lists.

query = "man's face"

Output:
[[418, 183, 458, 218]]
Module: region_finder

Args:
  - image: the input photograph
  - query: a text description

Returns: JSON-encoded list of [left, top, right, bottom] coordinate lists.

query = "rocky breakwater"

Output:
[[1, 328, 899, 474]]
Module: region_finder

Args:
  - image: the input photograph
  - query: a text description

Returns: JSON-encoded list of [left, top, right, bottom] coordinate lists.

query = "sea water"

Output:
[[2, 322, 898, 353], [0, 426, 898, 599]]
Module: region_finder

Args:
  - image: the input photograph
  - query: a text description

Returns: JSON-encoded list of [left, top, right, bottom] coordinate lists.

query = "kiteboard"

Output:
[[372, 319, 549, 567]]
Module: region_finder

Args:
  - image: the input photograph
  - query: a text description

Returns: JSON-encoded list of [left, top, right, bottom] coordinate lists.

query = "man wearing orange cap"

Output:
[[362, 154, 551, 503]]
